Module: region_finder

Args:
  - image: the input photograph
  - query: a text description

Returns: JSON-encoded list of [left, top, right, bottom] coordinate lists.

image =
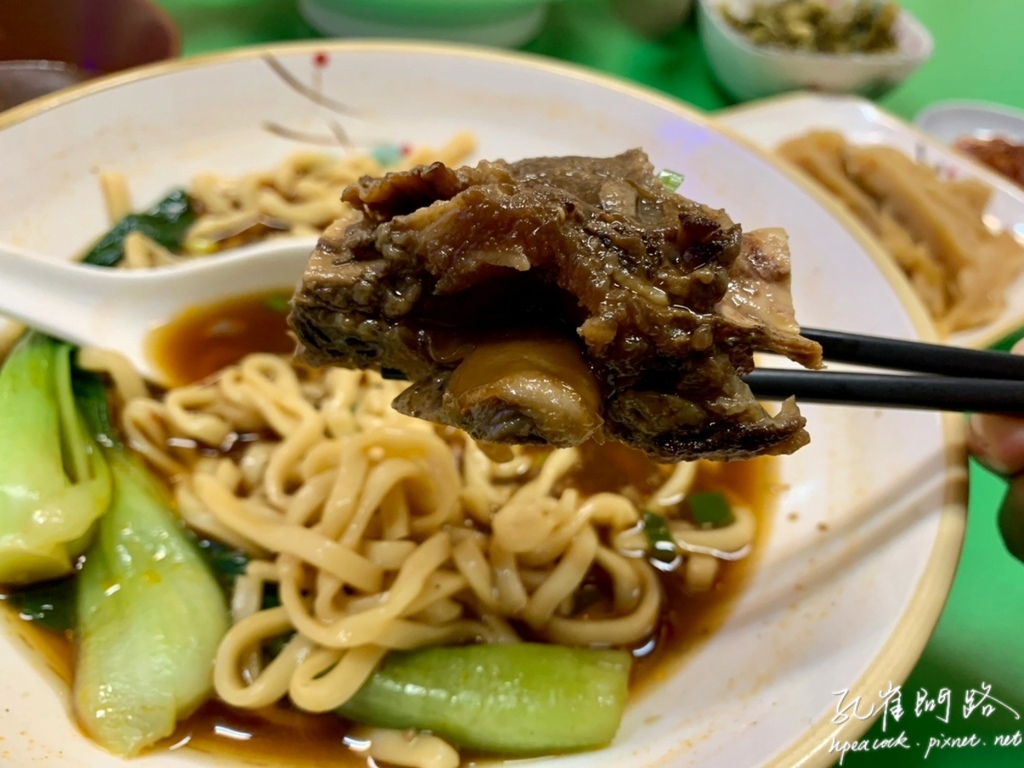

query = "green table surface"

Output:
[[157, 2, 1024, 765]]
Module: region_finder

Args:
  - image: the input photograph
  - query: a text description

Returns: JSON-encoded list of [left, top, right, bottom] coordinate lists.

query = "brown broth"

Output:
[[146, 289, 294, 387], [0, 600, 73, 687], [562, 441, 670, 500], [1, 293, 778, 766], [168, 701, 358, 766], [630, 456, 774, 693]]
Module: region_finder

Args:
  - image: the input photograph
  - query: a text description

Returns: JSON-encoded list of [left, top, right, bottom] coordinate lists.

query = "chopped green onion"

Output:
[[262, 293, 291, 314], [659, 169, 685, 192], [687, 491, 735, 528], [642, 509, 678, 565]]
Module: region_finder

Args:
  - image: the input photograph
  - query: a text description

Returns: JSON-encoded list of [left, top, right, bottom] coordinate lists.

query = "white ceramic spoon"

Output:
[[0, 237, 318, 384]]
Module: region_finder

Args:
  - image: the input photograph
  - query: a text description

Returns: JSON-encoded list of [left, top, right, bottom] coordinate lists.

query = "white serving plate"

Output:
[[718, 91, 1024, 350], [0, 43, 964, 768]]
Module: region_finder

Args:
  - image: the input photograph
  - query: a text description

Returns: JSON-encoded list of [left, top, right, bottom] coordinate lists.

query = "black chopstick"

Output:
[[743, 327, 1024, 414], [746, 370, 1024, 414], [801, 327, 1024, 380]]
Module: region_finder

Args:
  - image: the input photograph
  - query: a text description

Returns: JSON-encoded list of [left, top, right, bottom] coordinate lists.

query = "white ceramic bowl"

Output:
[[915, 99, 1024, 145], [297, 0, 558, 47], [0, 41, 964, 768], [697, 0, 934, 102]]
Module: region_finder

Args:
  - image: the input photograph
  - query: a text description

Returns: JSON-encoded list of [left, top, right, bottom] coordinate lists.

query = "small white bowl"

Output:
[[915, 100, 1024, 145], [298, 0, 557, 48], [697, 0, 933, 102]]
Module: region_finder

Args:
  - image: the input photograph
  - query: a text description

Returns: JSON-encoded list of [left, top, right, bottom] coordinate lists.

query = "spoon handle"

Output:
[[0, 245, 123, 346], [0, 237, 316, 382]]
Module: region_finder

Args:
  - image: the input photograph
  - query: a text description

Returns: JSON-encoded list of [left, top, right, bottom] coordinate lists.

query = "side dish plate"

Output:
[[718, 91, 1024, 351]]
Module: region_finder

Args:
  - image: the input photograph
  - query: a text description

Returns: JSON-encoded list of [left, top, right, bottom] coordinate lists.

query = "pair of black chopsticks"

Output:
[[745, 328, 1024, 414]]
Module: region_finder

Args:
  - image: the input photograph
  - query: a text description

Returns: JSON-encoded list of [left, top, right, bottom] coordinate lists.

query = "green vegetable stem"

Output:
[[0, 333, 111, 585], [71, 372, 230, 756], [642, 509, 680, 567], [339, 643, 631, 754]]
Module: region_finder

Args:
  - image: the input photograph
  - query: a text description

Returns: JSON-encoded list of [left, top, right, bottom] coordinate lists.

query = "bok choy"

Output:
[[71, 372, 229, 756], [0, 333, 110, 585], [81, 188, 195, 267], [339, 643, 631, 753]]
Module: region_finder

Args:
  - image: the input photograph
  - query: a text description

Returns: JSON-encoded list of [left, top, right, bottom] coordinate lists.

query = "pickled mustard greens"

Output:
[[0, 333, 111, 585], [722, 0, 899, 54]]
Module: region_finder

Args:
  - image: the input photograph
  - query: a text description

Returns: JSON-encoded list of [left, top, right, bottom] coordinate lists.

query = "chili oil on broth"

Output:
[[0, 291, 779, 767]]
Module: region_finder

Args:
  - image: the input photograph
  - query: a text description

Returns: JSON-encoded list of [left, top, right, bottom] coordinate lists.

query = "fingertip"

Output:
[[968, 411, 1024, 477], [999, 474, 1024, 564]]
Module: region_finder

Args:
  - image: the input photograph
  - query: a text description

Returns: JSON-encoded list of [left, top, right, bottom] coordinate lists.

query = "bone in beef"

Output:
[[289, 149, 822, 461]]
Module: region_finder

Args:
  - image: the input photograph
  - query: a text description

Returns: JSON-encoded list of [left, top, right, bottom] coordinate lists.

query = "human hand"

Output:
[[966, 338, 1024, 562]]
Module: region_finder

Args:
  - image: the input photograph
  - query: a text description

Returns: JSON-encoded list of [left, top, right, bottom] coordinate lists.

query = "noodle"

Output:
[[348, 726, 460, 768], [99, 171, 131, 225]]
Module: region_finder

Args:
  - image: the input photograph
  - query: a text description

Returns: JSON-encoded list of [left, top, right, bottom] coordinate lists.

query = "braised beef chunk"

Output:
[[289, 149, 823, 461]]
